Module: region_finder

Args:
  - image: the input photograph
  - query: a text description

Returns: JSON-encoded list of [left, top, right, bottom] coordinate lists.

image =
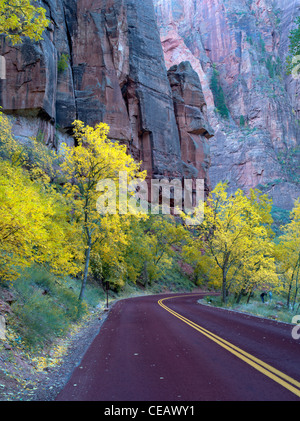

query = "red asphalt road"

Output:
[[56, 293, 300, 401]]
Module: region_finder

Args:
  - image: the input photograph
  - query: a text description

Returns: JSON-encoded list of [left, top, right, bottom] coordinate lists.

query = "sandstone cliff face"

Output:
[[1, 0, 299, 210], [167, 61, 214, 194], [0, 0, 212, 188], [153, 0, 300, 209]]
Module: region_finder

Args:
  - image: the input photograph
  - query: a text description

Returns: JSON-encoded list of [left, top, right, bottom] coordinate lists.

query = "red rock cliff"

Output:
[[0, 0, 213, 191], [1, 0, 299, 210], [154, 0, 300, 209]]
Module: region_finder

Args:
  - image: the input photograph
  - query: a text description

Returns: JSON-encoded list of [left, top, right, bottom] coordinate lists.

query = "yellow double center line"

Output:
[[158, 295, 300, 398]]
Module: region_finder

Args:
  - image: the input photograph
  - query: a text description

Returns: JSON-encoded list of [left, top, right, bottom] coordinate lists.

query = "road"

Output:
[[56, 293, 300, 401]]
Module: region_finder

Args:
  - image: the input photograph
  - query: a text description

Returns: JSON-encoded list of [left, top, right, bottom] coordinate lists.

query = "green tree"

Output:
[[286, 16, 300, 76], [266, 57, 275, 79], [0, 155, 81, 284], [210, 65, 229, 119], [57, 53, 69, 74]]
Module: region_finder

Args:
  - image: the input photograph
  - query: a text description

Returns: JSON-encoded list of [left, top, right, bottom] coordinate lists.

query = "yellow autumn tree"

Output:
[[0, 0, 49, 44], [0, 111, 82, 283], [0, 159, 82, 283], [226, 239, 278, 304], [0, 110, 59, 183], [60, 120, 146, 300], [141, 214, 189, 284], [183, 183, 277, 303], [122, 216, 152, 285], [0, 110, 25, 165], [89, 213, 134, 292]]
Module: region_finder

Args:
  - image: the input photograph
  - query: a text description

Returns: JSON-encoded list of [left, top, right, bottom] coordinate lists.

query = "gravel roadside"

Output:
[[0, 307, 111, 401]]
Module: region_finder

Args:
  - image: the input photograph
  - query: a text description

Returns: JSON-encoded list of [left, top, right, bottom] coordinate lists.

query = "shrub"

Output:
[[210, 65, 229, 119], [57, 53, 69, 74], [8, 266, 86, 347]]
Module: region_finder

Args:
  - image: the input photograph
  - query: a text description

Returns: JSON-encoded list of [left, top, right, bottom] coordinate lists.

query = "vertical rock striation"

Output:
[[153, 0, 300, 209], [167, 61, 214, 193], [0, 0, 213, 187], [5, 0, 299, 209], [124, 0, 183, 178]]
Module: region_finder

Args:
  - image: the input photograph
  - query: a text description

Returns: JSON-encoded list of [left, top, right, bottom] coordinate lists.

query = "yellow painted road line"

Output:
[[158, 295, 300, 399]]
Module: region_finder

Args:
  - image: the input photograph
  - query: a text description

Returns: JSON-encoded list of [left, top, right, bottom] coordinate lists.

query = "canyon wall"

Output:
[[0, 0, 212, 192], [154, 0, 300, 209], [1, 0, 300, 209]]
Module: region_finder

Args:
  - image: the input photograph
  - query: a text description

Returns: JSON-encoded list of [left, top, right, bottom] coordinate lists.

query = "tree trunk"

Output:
[[247, 288, 253, 304], [292, 263, 300, 311], [79, 234, 92, 301], [236, 289, 245, 304], [287, 279, 292, 309], [287, 254, 300, 308], [222, 268, 227, 304], [142, 261, 149, 287]]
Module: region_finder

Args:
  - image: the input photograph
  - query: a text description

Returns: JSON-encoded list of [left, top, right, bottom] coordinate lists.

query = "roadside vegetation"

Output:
[[1, 108, 299, 352], [201, 293, 297, 325], [0, 108, 197, 385], [0, 0, 299, 397]]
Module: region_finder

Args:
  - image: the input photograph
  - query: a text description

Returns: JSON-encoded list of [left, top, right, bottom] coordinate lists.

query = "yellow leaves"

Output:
[[0, 112, 59, 183], [0, 158, 82, 283], [60, 120, 144, 220], [62, 120, 144, 186], [0, 112, 25, 166], [31, 343, 69, 373], [136, 214, 188, 282], [0, 111, 85, 283], [185, 182, 278, 301], [60, 120, 147, 299], [0, 113, 150, 294], [62, 121, 144, 220], [0, 160, 46, 274], [276, 201, 300, 269], [0, 0, 49, 45], [275, 201, 300, 304]]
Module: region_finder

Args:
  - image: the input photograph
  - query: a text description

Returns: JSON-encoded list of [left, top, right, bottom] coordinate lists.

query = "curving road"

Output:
[[56, 293, 300, 401]]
